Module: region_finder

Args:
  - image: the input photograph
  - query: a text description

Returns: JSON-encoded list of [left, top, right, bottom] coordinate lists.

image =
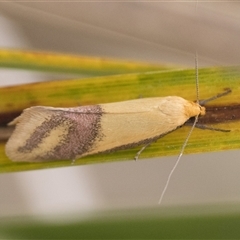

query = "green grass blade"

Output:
[[2, 204, 240, 239], [0, 49, 167, 75], [1, 66, 240, 173]]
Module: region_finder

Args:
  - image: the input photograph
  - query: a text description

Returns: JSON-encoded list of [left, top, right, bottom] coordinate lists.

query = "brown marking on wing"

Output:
[[17, 105, 103, 160]]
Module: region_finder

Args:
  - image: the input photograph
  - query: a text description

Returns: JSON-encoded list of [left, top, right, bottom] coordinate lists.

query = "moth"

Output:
[[5, 96, 206, 162]]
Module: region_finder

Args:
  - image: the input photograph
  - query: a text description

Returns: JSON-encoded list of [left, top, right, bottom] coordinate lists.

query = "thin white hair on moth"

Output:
[[158, 51, 200, 205], [158, 52, 231, 205]]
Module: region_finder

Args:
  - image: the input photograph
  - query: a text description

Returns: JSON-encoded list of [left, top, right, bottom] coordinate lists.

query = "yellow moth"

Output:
[[5, 61, 231, 204], [5, 96, 205, 162]]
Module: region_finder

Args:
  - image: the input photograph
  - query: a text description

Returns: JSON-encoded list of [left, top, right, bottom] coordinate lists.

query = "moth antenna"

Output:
[[158, 52, 200, 205], [199, 88, 231, 105]]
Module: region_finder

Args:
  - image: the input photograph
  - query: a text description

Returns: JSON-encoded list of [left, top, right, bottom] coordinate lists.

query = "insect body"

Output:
[[5, 96, 205, 162]]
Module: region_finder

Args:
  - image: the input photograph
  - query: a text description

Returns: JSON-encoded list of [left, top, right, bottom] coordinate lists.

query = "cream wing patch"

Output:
[[84, 97, 203, 155]]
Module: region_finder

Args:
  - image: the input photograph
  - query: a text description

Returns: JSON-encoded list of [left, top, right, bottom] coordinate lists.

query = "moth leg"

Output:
[[134, 141, 155, 161]]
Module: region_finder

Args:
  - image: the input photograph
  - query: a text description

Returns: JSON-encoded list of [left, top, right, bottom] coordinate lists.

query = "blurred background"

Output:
[[0, 2, 240, 220]]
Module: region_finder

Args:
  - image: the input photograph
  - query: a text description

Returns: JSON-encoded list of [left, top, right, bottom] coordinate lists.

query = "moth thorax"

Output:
[[185, 101, 206, 118]]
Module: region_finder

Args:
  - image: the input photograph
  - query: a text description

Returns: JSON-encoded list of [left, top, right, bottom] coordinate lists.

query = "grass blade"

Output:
[[0, 49, 166, 76], [1, 66, 240, 172]]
